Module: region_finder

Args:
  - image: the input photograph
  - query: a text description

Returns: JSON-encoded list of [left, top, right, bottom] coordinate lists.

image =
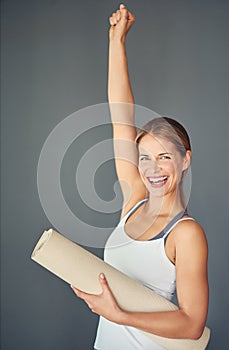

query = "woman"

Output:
[[71, 4, 209, 350]]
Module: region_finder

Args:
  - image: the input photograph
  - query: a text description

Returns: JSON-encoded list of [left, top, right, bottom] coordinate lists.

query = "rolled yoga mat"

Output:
[[31, 229, 210, 350]]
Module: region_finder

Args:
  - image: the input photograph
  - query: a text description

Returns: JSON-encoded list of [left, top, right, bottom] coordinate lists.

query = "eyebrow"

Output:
[[139, 152, 173, 156], [158, 152, 173, 156]]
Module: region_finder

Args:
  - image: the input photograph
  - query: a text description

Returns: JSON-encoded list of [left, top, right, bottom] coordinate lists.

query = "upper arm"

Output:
[[112, 123, 147, 216], [174, 221, 209, 337]]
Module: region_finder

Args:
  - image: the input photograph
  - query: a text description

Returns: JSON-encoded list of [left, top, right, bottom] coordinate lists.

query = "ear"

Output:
[[182, 150, 192, 172]]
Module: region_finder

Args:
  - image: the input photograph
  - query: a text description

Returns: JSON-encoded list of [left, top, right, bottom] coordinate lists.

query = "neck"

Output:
[[144, 191, 185, 218]]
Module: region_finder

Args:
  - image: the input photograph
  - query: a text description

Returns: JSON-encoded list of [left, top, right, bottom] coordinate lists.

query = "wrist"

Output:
[[117, 310, 131, 326], [109, 36, 126, 46]]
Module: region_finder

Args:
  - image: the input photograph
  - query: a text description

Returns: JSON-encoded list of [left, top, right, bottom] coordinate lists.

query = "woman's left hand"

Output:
[[71, 273, 125, 324]]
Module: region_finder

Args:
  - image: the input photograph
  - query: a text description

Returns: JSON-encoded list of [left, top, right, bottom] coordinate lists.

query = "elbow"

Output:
[[187, 324, 205, 340], [181, 312, 206, 340], [190, 332, 203, 341], [191, 328, 205, 341], [180, 307, 207, 340]]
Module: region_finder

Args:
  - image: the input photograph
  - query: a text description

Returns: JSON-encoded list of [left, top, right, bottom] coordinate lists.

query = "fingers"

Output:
[[71, 285, 95, 310], [70, 273, 109, 299], [109, 11, 121, 26], [70, 285, 85, 299], [110, 12, 119, 26], [109, 5, 128, 26], [70, 274, 114, 316]]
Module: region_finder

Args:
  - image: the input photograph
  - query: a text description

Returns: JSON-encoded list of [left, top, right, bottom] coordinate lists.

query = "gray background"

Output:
[[1, 0, 229, 349]]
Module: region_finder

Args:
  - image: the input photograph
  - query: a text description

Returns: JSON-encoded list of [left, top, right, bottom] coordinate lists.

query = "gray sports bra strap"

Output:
[[124, 198, 148, 221], [163, 217, 195, 239]]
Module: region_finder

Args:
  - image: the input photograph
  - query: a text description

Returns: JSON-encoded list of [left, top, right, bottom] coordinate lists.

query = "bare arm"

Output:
[[108, 5, 146, 215], [72, 220, 208, 339], [71, 6, 208, 340], [119, 220, 209, 339], [108, 5, 134, 105]]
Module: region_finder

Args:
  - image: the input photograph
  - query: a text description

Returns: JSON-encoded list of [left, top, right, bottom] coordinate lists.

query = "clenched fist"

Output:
[[109, 4, 135, 42]]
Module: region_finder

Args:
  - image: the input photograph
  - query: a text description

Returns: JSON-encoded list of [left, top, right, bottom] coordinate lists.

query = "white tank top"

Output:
[[94, 199, 195, 350]]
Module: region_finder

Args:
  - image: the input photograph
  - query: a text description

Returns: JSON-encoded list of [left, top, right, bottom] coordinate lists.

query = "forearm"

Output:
[[120, 309, 204, 340], [108, 39, 134, 104], [108, 39, 135, 125]]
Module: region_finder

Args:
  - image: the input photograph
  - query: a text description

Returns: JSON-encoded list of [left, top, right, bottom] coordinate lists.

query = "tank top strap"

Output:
[[163, 217, 196, 240], [122, 198, 148, 222]]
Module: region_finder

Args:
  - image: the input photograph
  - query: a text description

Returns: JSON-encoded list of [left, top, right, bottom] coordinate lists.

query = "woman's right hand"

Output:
[[109, 4, 135, 43]]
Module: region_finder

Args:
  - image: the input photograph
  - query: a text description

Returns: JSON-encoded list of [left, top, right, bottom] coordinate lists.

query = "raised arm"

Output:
[[108, 5, 146, 215]]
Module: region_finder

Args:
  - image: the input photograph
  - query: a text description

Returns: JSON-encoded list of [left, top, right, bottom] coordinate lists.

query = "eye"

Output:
[[139, 155, 150, 161], [159, 155, 171, 160]]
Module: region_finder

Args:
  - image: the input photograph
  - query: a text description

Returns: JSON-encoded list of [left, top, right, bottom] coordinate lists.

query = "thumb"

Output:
[[99, 273, 110, 292], [119, 5, 135, 31]]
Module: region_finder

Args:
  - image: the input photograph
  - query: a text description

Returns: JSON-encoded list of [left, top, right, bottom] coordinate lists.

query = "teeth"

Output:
[[148, 176, 168, 184]]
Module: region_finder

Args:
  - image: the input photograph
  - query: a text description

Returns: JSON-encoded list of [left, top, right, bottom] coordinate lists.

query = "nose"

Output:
[[149, 158, 161, 172], [140, 158, 161, 174]]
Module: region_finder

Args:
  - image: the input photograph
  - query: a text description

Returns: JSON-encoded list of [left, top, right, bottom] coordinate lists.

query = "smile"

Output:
[[147, 176, 168, 188]]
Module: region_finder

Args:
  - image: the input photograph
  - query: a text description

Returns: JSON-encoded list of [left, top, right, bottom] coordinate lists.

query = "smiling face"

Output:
[[138, 134, 190, 199]]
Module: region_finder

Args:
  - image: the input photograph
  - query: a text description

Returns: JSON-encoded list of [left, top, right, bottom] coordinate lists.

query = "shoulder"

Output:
[[173, 218, 206, 239], [172, 218, 208, 256]]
